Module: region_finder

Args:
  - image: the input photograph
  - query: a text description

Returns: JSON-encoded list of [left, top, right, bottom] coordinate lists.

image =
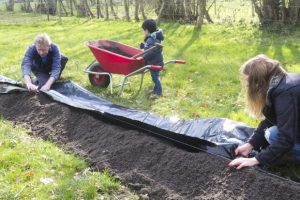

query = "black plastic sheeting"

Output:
[[0, 75, 255, 159]]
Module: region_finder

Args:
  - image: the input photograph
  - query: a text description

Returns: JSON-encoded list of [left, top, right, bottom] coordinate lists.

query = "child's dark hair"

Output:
[[142, 19, 157, 33]]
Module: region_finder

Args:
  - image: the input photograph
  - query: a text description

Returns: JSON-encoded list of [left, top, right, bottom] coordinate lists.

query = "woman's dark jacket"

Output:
[[249, 73, 300, 166]]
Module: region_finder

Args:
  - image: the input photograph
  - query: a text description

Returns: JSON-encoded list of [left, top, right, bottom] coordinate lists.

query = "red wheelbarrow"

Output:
[[85, 40, 185, 95]]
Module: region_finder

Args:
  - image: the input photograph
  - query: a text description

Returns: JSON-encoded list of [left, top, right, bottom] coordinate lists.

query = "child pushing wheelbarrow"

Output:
[[85, 20, 185, 96]]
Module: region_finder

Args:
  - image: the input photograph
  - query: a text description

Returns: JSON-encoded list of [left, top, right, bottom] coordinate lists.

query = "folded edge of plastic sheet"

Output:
[[0, 75, 255, 159]]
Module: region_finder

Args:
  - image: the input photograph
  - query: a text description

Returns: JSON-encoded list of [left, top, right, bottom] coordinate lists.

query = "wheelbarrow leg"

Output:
[[137, 72, 145, 94], [108, 73, 113, 94], [118, 76, 128, 95]]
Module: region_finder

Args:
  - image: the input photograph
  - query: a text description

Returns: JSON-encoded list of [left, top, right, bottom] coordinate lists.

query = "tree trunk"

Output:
[[109, 0, 118, 19], [96, 0, 104, 18], [184, 0, 193, 22], [156, 0, 166, 25], [58, 0, 68, 16], [104, 0, 109, 20], [21, 0, 33, 13], [124, 0, 130, 21], [134, 0, 140, 21], [70, 0, 73, 16], [47, 0, 57, 15], [140, 0, 147, 19], [251, 0, 300, 25], [85, 0, 95, 18], [288, 0, 300, 24], [58, 0, 62, 23], [6, 0, 14, 11], [76, 0, 92, 17], [175, 0, 185, 20], [196, 0, 206, 28]]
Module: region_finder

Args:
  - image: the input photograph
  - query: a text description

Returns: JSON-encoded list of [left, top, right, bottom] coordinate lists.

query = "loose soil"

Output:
[[99, 46, 132, 57], [0, 92, 300, 200]]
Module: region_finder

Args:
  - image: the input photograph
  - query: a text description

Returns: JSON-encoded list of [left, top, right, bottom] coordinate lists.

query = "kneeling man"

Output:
[[21, 33, 68, 92]]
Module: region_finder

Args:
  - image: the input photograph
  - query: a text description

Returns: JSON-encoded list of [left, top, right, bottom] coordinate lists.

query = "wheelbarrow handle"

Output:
[[132, 43, 163, 59], [174, 60, 186, 64], [164, 59, 186, 65]]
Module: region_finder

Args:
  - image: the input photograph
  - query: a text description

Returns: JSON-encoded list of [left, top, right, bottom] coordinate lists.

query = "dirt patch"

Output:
[[1, 92, 300, 200], [99, 46, 132, 57]]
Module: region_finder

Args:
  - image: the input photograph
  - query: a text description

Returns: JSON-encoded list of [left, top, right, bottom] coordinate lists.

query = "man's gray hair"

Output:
[[34, 33, 51, 48]]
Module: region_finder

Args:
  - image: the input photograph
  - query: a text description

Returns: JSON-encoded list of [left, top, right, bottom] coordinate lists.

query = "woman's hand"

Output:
[[228, 157, 259, 169], [235, 143, 253, 157]]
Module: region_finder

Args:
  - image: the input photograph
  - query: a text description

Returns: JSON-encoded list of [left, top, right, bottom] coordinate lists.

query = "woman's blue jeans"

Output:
[[265, 126, 300, 160]]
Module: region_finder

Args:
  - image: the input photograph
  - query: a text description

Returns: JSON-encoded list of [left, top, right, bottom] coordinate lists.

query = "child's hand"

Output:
[[136, 57, 143, 61], [140, 43, 145, 49]]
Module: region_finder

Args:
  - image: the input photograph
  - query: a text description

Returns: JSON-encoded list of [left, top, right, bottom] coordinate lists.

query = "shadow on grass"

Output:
[[175, 26, 201, 58], [256, 25, 300, 68]]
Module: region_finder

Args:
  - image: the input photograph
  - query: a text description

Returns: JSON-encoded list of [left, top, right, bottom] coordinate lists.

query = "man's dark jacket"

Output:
[[21, 43, 62, 80]]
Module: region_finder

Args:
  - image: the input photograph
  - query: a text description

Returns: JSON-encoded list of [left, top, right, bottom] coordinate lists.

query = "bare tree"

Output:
[[134, 0, 140, 21], [196, 0, 206, 28], [6, 0, 14, 11], [288, 0, 300, 24], [109, 0, 119, 19], [96, 0, 104, 18], [140, 0, 147, 20], [184, 0, 193, 22], [46, 0, 57, 15], [69, 0, 74, 16], [21, 0, 33, 13], [75, 0, 94, 18], [124, 0, 130, 21], [156, 0, 166, 25], [58, 0, 68, 16], [252, 0, 300, 25], [104, 0, 109, 20]]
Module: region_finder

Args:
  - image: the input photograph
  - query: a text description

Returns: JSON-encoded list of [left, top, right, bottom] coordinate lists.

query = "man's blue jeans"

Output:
[[150, 69, 162, 95], [33, 55, 68, 87], [265, 126, 300, 160]]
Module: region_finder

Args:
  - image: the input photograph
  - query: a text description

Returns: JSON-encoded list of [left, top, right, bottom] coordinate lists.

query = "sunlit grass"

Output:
[[1, 10, 300, 182], [0, 118, 136, 199]]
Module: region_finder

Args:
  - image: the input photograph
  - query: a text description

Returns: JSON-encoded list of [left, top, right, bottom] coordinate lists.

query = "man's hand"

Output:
[[235, 143, 253, 157], [26, 82, 38, 92], [228, 157, 259, 170], [40, 77, 55, 91], [40, 83, 51, 91], [24, 75, 38, 93]]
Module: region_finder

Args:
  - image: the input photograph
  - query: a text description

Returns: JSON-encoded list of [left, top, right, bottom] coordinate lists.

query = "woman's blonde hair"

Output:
[[34, 33, 51, 48], [240, 54, 286, 118]]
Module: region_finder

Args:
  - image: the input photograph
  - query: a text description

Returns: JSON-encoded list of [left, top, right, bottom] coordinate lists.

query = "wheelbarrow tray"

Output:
[[85, 40, 145, 75]]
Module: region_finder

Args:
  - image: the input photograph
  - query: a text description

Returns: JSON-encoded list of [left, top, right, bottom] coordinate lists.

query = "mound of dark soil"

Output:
[[99, 46, 132, 57], [0, 92, 300, 200]]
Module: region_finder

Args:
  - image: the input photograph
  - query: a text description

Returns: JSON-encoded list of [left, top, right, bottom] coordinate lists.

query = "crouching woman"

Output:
[[229, 55, 300, 169]]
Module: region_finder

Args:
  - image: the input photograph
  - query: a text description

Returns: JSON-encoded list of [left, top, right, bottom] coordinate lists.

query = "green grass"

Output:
[[0, 118, 136, 199], [1, 10, 300, 183], [1, 11, 300, 125]]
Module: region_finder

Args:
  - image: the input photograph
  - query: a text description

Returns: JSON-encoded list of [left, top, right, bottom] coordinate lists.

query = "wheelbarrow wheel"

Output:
[[88, 62, 110, 88]]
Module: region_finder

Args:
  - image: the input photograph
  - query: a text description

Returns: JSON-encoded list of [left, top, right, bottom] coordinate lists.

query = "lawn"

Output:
[[1, 10, 300, 126], [1, 4, 300, 193], [0, 118, 136, 199]]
